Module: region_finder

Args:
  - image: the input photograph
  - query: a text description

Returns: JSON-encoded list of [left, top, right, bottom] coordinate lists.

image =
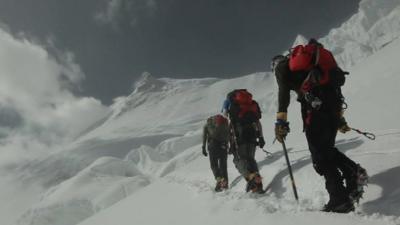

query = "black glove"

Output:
[[275, 119, 290, 143], [258, 137, 265, 148], [202, 145, 208, 157]]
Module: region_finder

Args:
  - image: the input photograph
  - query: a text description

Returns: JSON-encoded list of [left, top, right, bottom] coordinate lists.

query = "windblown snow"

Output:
[[2, 1, 400, 225]]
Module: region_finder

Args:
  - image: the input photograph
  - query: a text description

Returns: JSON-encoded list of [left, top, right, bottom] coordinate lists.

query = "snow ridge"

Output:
[[320, 0, 400, 68]]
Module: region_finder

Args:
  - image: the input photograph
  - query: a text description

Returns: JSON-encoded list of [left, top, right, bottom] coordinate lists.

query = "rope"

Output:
[[260, 147, 273, 157], [351, 128, 376, 140]]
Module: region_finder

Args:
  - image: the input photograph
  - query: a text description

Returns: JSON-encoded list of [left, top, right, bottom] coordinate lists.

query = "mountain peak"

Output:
[[292, 34, 308, 47], [133, 72, 164, 93]]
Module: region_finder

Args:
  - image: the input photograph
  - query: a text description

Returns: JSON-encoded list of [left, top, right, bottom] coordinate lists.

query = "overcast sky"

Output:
[[0, 0, 360, 104]]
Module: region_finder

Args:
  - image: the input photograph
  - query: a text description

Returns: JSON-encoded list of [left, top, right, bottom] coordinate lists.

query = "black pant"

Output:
[[232, 142, 258, 179], [208, 141, 228, 181], [304, 109, 358, 202]]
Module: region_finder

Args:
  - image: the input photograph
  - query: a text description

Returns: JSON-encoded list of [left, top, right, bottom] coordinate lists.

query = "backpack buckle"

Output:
[[304, 92, 322, 110]]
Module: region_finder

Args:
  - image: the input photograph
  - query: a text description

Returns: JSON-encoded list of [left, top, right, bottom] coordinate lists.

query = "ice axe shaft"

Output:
[[282, 141, 299, 202]]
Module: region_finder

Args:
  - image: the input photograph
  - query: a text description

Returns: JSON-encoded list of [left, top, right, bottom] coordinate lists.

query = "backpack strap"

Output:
[[312, 46, 320, 66]]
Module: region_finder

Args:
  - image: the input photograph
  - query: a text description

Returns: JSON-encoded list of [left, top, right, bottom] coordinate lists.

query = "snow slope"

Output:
[[14, 71, 283, 225], [4, 0, 400, 225], [77, 34, 400, 225]]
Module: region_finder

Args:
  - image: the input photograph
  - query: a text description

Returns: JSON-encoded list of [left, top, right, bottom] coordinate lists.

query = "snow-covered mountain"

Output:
[[3, 0, 400, 225], [320, 0, 400, 68]]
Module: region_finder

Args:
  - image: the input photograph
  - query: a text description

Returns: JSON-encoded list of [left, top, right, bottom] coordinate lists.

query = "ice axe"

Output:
[[281, 140, 299, 202]]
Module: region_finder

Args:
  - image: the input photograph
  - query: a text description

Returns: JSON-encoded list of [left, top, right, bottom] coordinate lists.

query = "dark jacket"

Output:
[[275, 58, 343, 115]]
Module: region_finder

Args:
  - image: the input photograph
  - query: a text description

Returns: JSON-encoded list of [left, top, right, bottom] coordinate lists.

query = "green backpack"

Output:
[[206, 115, 230, 143]]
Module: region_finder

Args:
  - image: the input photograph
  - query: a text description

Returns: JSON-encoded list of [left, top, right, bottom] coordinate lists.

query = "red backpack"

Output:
[[227, 89, 261, 123], [289, 44, 338, 86]]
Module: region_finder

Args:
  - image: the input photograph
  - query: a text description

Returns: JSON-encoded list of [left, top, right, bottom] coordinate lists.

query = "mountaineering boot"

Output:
[[215, 177, 223, 192], [215, 177, 228, 192], [219, 177, 229, 190], [347, 164, 368, 203], [322, 198, 355, 213], [245, 173, 263, 193]]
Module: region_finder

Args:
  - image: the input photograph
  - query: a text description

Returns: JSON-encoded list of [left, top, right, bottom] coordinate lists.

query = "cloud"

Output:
[[95, 0, 124, 25], [0, 27, 109, 167], [94, 0, 157, 28]]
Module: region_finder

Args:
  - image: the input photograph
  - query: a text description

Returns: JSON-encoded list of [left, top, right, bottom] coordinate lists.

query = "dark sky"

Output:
[[0, 0, 360, 104]]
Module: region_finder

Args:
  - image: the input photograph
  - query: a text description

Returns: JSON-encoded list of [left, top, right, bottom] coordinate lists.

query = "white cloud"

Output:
[[95, 0, 124, 25], [0, 28, 109, 166], [94, 0, 157, 28]]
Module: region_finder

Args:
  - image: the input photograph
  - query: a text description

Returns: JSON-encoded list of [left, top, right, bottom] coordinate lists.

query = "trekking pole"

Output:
[[350, 127, 376, 140], [281, 140, 299, 202]]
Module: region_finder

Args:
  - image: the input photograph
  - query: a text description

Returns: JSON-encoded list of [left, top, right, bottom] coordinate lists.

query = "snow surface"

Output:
[[77, 36, 400, 225], [2, 0, 400, 225]]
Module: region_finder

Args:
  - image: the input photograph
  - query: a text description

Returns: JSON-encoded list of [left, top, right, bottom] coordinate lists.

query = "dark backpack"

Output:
[[227, 89, 261, 125], [206, 115, 230, 143]]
